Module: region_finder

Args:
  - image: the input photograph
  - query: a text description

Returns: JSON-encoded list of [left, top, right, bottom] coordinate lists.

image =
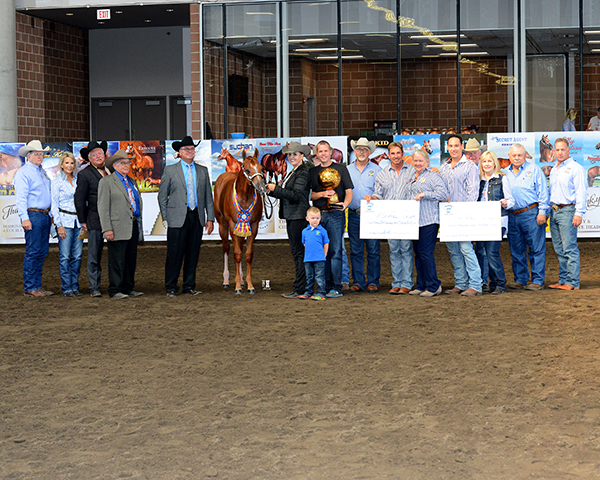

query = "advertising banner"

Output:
[[392, 134, 442, 168]]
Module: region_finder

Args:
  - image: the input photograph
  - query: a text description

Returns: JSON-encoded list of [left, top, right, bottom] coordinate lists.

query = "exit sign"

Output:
[[97, 9, 111, 20]]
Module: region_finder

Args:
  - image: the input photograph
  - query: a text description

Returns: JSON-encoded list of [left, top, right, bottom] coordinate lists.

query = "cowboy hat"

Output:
[[18, 140, 50, 157], [464, 138, 483, 152], [282, 141, 311, 157], [105, 149, 134, 172], [80, 141, 108, 161], [172, 136, 198, 152], [351, 137, 376, 153]]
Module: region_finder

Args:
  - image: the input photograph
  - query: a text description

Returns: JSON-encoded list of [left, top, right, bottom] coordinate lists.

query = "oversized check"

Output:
[[359, 199, 420, 239], [439, 201, 501, 242]]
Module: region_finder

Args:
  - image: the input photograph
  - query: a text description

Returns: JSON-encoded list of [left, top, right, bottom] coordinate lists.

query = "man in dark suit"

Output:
[[74, 141, 109, 297], [98, 150, 143, 300], [158, 136, 215, 297]]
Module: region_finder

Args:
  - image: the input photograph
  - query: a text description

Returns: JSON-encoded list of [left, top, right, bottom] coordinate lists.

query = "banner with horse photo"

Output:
[[531, 131, 600, 237], [392, 134, 441, 168], [118, 141, 164, 193], [0, 143, 25, 196]]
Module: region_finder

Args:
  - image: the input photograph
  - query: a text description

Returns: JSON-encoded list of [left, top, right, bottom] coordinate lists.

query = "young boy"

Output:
[[300, 207, 330, 300]]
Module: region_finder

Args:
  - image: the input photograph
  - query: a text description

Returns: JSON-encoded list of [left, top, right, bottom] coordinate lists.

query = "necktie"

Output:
[[187, 164, 196, 209], [125, 179, 136, 213]]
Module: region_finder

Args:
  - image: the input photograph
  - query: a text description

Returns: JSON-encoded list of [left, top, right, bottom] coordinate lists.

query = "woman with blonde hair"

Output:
[[51, 152, 84, 296], [562, 108, 577, 131], [477, 150, 514, 294]]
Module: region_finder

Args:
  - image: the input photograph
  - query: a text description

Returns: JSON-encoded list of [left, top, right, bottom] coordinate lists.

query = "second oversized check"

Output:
[[439, 201, 502, 241], [359, 200, 420, 239]]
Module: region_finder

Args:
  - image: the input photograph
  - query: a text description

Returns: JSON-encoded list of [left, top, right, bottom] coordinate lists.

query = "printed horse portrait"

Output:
[[125, 143, 157, 187], [260, 150, 288, 184], [217, 147, 242, 173]]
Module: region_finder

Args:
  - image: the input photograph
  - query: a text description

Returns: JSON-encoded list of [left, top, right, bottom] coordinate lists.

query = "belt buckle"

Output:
[[552, 204, 559, 212]]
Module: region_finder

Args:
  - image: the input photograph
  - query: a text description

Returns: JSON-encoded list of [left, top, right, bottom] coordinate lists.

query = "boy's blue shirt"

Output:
[[302, 224, 330, 262]]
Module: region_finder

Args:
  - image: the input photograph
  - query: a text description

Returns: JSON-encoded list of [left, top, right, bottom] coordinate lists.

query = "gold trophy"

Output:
[[318, 167, 342, 209]]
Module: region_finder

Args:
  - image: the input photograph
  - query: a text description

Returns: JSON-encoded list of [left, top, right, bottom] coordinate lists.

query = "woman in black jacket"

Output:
[[266, 142, 311, 298]]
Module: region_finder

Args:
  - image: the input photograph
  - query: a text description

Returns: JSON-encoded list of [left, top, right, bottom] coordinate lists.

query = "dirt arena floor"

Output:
[[2, 238, 600, 479]]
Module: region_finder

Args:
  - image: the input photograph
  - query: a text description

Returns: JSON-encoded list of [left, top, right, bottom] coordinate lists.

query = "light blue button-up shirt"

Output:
[[549, 158, 587, 217], [347, 160, 381, 210], [503, 160, 550, 216], [51, 173, 80, 228], [14, 161, 52, 222], [180, 160, 197, 209]]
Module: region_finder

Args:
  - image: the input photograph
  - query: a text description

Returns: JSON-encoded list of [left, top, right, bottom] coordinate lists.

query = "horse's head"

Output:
[[242, 148, 266, 195], [218, 148, 228, 159]]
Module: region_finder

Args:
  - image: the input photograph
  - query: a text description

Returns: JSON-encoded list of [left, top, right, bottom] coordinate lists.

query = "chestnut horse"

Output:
[[125, 143, 155, 185], [588, 166, 600, 187], [214, 148, 266, 294], [422, 140, 433, 154], [370, 152, 389, 165], [217, 147, 242, 173]]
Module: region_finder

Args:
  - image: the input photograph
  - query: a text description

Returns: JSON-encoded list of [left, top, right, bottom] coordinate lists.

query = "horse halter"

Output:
[[244, 169, 264, 184], [241, 162, 275, 220]]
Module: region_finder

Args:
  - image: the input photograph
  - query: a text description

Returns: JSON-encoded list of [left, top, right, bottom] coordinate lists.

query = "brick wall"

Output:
[[301, 57, 509, 137], [577, 55, 600, 130], [16, 12, 89, 142]]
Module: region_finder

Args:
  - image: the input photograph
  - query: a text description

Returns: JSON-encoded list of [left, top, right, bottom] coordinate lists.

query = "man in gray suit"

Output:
[[98, 150, 144, 299], [158, 136, 215, 297]]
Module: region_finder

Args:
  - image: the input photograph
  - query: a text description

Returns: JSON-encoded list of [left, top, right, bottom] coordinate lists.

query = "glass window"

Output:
[[526, 0, 578, 131], [203, 3, 278, 139], [287, 1, 339, 136]]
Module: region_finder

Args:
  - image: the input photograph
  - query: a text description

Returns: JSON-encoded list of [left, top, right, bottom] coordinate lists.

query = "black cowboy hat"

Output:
[[172, 136, 199, 152], [80, 141, 108, 161]]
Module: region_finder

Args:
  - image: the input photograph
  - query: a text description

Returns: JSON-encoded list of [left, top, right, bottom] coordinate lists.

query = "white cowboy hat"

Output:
[[351, 137, 376, 153], [463, 138, 482, 152], [18, 140, 50, 157]]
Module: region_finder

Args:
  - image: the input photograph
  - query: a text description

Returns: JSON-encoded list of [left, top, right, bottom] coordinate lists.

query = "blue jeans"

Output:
[[305, 261, 326, 296], [58, 227, 84, 293], [507, 206, 546, 285], [474, 241, 489, 288], [320, 210, 345, 293], [347, 209, 381, 289], [412, 223, 440, 293], [446, 241, 483, 291], [23, 211, 51, 293], [388, 239, 414, 289], [479, 228, 507, 291], [342, 242, 349, 285], [549, 205, 580, 287]]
